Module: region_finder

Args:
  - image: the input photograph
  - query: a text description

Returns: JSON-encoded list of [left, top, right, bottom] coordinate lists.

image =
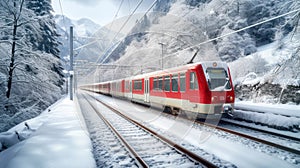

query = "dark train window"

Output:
[[180, 73, 186, 92], [154, 77, 159, 90], [190, 72, 198, 90], [164, 76, 170, 91], [172, 74, 178, 92], [206, 68, 231, 91], [125, 81, 130, 90], [158, 77, 163, 90], [133, 80, 142, 90]]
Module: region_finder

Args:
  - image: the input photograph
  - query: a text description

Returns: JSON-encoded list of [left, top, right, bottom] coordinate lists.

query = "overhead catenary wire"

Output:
[[99, 0, 161, 65], [79, 2, 300, 83], [92, 0, 144, 66], [73, 0, 125, 51], [138, 7, 300, 67], [58, 0, 68, 35], [74, 0, 157, 52], [108, 0, 125, 33], [136, 0, 159, 23], [78, 0, 146, 82]]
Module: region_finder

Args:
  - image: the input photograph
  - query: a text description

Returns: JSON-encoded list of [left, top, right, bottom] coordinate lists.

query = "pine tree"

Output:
[[0, 0, 63, 121], [26, 0, 64, 87]]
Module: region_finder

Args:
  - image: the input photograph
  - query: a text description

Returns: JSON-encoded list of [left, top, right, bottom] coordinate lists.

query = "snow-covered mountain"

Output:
[[55, 14, 124, 74], [55, 15, 100, 62], [55, 15, 100, 37], [83, 0, 299, 104]]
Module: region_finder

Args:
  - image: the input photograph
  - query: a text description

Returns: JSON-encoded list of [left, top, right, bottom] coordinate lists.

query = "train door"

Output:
[[129, 81, 133, 99], [144, 78, 150, 102]]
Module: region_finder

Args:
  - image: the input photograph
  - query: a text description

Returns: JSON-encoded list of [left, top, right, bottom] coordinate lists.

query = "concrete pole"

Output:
[[70, 26, 74, 100]]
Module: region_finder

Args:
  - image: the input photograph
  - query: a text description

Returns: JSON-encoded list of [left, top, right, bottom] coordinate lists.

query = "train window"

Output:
[[133, 80, 142, 90], [158, 77, 163, 90], [190, 72, 198, 90], [206, 68, 231, 91], [164, 76, 170, 91], [180, 73, 186, 92], [125, 81, 130, 90], [153, 77, 159, 90], [172, 74, 178, 92]]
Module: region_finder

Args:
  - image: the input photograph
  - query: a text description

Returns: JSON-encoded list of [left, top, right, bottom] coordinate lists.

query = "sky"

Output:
[[51, 0, 156, 26]]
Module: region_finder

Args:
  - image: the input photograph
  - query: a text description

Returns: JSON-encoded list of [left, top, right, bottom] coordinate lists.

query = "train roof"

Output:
[[128, 61, 228, 80], [84, 61, 228, 85]]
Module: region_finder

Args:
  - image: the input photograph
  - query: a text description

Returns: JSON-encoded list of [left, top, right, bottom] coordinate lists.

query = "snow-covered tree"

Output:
[[26, 0, 64, 87], [0, 0, 40, 99], [0, 0, 64, 131]]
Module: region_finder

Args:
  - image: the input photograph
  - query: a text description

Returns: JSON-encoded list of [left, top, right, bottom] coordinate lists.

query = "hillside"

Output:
[[78, 0, 299, 104]]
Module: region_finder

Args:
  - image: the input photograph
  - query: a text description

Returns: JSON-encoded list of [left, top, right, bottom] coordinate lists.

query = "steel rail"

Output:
[[196, 120, 300, 156], [83, 94, 149, 168], [221, 119, 300, 142], [84, 90, 300, 157], [90, 95, 218, 168]]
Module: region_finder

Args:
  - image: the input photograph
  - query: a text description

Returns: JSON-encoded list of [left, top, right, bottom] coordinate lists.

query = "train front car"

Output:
[[197, 62, 235, 117]]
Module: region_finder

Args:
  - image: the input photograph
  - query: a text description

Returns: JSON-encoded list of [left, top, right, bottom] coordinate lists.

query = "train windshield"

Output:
[[206, 68, 231, 91]]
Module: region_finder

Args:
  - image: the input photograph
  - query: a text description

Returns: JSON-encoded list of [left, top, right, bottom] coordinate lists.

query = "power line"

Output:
[[58, 0, 68, 34], [138, 7, 300, 67], [136, 0, 158, 23], [108, 0, 125, 31], [73, 0, 156, 51], [73, 0, 125, 51], [78, 0, 145, 82], [108, 0, 144, 47], [97, 0, 144, 64], [186, 8, 300, 53]]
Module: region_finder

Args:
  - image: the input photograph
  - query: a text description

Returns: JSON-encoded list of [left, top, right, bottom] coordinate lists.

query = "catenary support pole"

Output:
[[70, 26, 74, 100]]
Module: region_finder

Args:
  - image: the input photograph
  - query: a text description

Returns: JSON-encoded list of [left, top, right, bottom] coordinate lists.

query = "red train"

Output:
[[81, 61, 235, 118]]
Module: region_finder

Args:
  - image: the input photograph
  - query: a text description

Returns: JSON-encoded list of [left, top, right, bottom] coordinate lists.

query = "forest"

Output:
[[0, 0, 64, 132]]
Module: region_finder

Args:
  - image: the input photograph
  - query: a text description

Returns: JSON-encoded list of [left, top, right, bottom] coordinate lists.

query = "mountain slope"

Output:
[[79, 0, 300, 104]]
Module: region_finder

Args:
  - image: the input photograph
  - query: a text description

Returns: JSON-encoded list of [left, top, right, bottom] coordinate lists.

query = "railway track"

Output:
[[77, 94, 138, 167], [196, 119, 300, 156], [221, 118, 300, 142], [80, 93, 218, 168], [85, 92, 299, 166]]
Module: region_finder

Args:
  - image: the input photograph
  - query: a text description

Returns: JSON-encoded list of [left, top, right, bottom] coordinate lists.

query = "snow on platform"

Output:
[[0, 97, 96, 168]]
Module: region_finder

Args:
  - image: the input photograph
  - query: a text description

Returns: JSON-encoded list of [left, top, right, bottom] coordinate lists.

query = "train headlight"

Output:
[[213, 62, 217, 67], [211, 97, 215, 102], [229, 96, 233, 101]]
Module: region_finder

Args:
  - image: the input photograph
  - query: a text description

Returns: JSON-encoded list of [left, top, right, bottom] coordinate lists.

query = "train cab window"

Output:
[[206, 68, 231, 91], [180, 73, 186, 92], [190, 72, 198, 90], [158, 77, 163, 90], [164, 76, 170, 91], [172, 74, 178, 92]]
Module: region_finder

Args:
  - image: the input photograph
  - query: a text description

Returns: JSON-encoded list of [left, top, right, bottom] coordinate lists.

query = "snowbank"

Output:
[[0, 97, 95, 168], [235, 101, 300, 118], [233, 101, 300, 131]]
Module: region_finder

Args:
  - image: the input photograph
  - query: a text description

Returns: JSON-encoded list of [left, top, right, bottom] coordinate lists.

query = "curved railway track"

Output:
[[81, 93, 218, 168], [196, 119, 300, 156], [220, 118, 300, 142], [83, 91, 299, 166]]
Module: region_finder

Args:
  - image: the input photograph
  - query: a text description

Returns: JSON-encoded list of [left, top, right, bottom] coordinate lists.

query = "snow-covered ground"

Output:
[[233, 100, 300, 131], [91, 93, 298, 167], [0, 94, 299, 167], [0, 97, 95, 168], [235, 100, 300, 118]]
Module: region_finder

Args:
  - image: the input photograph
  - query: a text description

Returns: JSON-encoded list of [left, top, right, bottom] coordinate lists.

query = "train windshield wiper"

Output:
[[212, 78, 229, 91]]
